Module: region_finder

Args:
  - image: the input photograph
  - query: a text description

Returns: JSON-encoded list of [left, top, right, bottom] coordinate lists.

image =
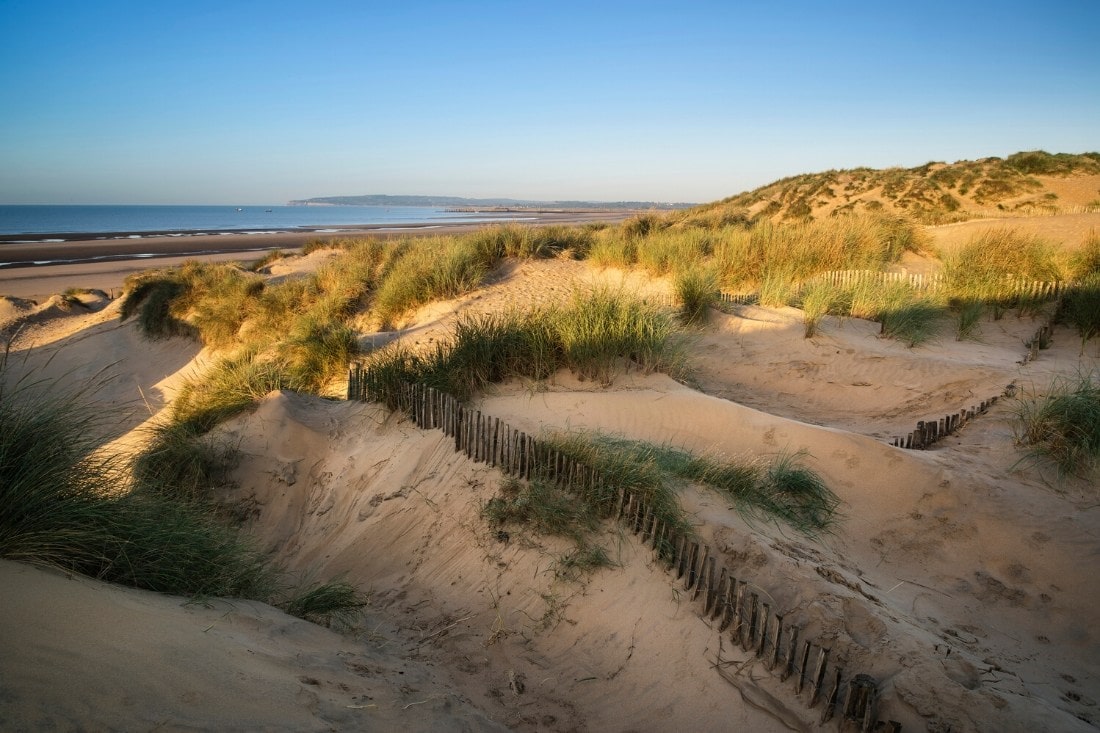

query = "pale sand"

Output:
[[2, 213, 1099, 731]]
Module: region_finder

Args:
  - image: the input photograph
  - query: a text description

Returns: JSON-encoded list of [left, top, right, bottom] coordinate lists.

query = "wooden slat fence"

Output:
[[888, 396, 1000, 450], [888, 300, 1062, 449], [348, 368, 902, 731]]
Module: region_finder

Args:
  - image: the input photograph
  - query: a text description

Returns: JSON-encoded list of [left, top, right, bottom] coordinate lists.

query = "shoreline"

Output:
[[0, 211, 631, 302], [0, 210, 629, 268]]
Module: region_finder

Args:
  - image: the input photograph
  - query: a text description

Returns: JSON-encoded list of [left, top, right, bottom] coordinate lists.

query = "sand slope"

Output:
[[0, 560, 506, 732]]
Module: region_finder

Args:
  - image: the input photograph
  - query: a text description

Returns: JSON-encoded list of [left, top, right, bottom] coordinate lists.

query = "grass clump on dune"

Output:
[[636, 229, 713, 275], [675, 266, 719, 326], [483, 476, 614, 581], [122, 263, 264, 347], [280, 579, 367, 629], [587, 228, 638, 269], [120, 273, 195, 340], [1015, 371, 1100, 478], [1, 357, 368, 625], [469, 223, 593, 261], [371, 235, 495, 329], [365, 288, 689, 401], [0, 359, 275, 598], [798, 281, 837, 338], [588, 212, 924, 289], [1059, 274, 1100, 352], [943, 228, 1062, 300], [876, 288, 943, 347], [171, 352, 288, 433], [133, 352, 287, 503], [712, 213, 925, 288], [549, 433, 839, 540], [554, 287, 686, 383], [1068, 229, 1100, 281]]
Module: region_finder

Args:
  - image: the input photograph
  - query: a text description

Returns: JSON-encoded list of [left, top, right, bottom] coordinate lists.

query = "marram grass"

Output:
[[1015, 371, 1100, 478], [0, 356, 367, 626], [364, 288, 689, 400]]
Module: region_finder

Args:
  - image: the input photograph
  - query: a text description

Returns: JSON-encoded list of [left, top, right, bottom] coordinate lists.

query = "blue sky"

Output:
[[1, 0, 1097, 205]]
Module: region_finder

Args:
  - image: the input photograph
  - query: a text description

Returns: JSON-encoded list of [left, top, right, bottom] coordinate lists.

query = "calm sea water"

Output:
[[0, 205, 528, 239]]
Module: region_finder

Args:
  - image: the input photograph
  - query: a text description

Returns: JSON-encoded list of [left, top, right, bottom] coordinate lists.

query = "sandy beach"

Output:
[[0, 212, 632, 302], [2, 212, 1098, 732]]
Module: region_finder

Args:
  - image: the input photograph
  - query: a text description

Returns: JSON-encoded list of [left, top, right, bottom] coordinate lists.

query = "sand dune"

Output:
[[2, 215, 1099, 731]]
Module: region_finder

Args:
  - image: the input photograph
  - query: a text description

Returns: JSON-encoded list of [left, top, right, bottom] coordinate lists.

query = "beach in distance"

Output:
[[0, 208, 632, 301]]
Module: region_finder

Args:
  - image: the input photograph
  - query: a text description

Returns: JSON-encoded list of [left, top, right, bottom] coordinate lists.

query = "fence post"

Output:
[[819, 666, 842, 724], [809, 647, 830, 706], [755, 603, 770, 657], [796, 640, 812, 694], [781, 625, 800, 682]]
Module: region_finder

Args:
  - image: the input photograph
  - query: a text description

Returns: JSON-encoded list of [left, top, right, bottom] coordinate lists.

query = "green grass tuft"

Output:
[[0, 359, 277, 598], [548, 433, 839, 539], [364, 288, 688, 400], [1015, 371, 1100, 478], [675, 266, 718, 326], [1059, 274, 1100, 352], [953, 299, 985, 341], [280, 579, 368, 628]]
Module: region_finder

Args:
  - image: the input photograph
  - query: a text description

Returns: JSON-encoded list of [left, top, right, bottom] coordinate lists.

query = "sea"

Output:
[[0, 204, 532, 240]]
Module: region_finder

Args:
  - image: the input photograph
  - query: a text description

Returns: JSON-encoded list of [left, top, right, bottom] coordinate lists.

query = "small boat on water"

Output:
[[235, 207, 243, 212]]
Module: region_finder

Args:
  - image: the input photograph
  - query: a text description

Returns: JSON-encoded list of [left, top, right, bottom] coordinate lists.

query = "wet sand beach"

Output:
[[0, 210, 632, 301]]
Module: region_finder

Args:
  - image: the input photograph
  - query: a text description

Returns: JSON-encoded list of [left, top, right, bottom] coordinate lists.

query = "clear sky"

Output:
[[1, 0, 1097, 205]]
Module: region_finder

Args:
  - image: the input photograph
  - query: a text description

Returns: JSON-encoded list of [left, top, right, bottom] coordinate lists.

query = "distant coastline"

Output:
[[0, 209, 633, 271], [288, 194, 695, 210]]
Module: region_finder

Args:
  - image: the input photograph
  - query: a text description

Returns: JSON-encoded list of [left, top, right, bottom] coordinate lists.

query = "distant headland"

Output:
[[287, 194, 695, 210]]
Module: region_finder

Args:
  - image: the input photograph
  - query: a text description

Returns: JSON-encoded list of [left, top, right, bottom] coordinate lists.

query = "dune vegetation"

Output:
[[7, 151, 1098, 625], [678, 150, 1100, 225], [1015, 371, 1100, 477], [107, 202, 1096, 547], [0, 352, 364, 625]]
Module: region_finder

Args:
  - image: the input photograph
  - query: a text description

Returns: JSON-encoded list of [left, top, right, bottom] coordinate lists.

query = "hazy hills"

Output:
[[677, 150, 1100, 226], [287, 194, 694, 210]]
